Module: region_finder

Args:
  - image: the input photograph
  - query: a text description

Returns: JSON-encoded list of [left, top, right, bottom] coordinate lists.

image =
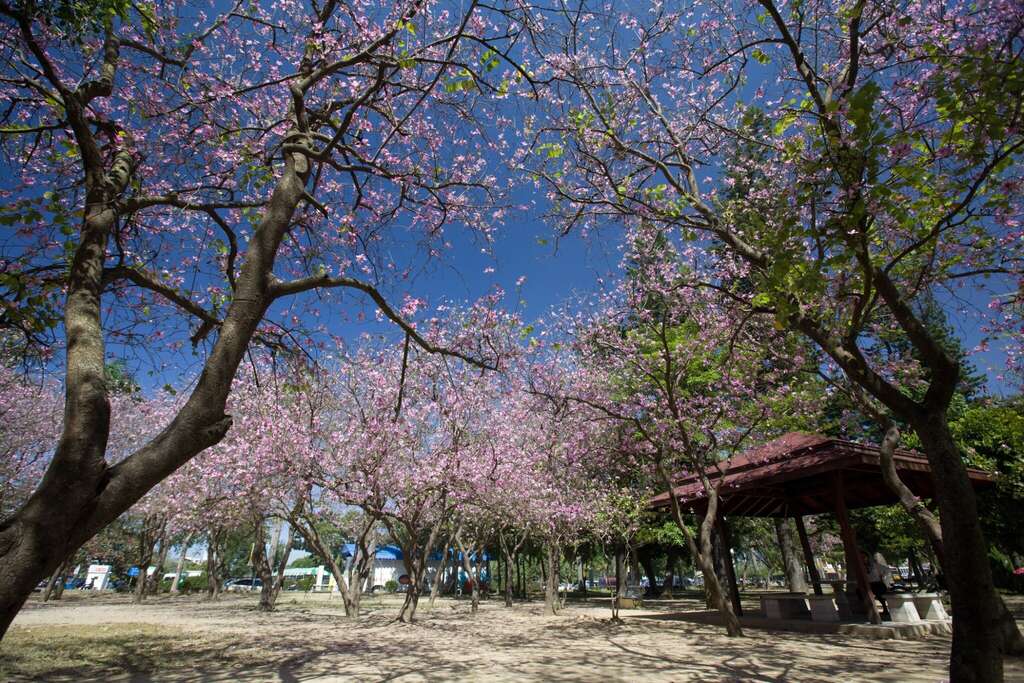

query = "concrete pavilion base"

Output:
[[635, 609, 953, 641]]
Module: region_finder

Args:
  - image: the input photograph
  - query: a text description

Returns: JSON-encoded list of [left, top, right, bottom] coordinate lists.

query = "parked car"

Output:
[[32, 580, 48, 592], [224, 578, 263, 592]]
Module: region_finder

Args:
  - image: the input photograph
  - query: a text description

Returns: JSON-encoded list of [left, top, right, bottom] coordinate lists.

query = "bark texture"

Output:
[[774, 518, 808, 593], [877, 421, 1023, 659]]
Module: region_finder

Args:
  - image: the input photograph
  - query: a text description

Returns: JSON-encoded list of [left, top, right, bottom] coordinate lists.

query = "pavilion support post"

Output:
[[832, 473, 881, 624], [793, 515, 823, 595], [714, 516, 743, 618]]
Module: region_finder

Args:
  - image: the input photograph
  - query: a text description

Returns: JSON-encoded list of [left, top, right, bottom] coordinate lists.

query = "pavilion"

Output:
[[649, 431, 995, 624]]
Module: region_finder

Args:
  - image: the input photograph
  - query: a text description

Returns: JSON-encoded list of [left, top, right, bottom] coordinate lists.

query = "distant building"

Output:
[[284, 545, 492, 593]]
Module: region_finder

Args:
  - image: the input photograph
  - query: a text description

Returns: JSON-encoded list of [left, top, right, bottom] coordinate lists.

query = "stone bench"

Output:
[[912, 593, 949, 621], [616, 585, 644, 609], [886, 593, 922, 623], [757, 592, 811, 620], [806, 594, 840, 622]]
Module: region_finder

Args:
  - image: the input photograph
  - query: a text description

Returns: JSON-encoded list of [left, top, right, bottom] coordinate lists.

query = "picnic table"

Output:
[[755, 592, 811, 620]]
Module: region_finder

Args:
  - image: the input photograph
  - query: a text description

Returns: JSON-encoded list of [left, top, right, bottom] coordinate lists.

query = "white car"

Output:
[[224, 578, 263, 592]]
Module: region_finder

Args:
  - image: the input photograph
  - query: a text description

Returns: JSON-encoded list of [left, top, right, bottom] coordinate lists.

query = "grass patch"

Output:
[[0, 622, 249, 681]]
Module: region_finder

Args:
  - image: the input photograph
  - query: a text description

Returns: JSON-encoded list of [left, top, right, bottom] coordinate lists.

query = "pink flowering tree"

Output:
[[0, 0, 527, 631], [524, 1, 1022, 674], [530, 228, 806, 635], [157, 361, 319, 608], [0, 364, 60, 518]]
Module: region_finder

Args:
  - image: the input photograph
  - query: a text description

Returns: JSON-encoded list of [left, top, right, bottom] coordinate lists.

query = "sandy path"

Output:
[[6, 592, 1022, 682]]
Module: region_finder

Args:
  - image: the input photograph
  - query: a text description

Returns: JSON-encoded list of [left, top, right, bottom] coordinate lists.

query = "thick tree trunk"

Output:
[[913, 413, 1005, 681], [878, 421, 1023, 659], [774, 518, 808, 593], [0, 108, 309, 636]]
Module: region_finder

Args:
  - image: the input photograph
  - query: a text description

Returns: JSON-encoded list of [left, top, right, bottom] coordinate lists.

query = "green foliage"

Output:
[[291, 575, 315, 592], [634, 516, 688, 549], [178, 574, 208, 593], [951, 398, 1024, 565], [15, 0, 131, 41], [287, 554, 322, 569], [384, 580, 398, 593], [105, 360, 140, 396], [850, 505, 926, 561]]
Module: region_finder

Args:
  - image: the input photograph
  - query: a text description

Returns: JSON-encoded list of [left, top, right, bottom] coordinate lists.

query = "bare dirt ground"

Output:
[[3, 591, 1022, 682]]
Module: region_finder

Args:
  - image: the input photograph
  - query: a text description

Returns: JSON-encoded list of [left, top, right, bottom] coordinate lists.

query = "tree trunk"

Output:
[[169, 532, 194, 595], [638, 547, 659, 597], [657, 463, 742, 636], [879, 420, 1023, 660], [428, 547, 448, 607], [0, 96, 311, 636], [504, 547, 514, 607], [205, 528, 225, 601], [290, 512, 366, 618], [133, 516, 162, 605], [456, 534, 480, 615], [256, 518, 283, 609], [912, 413, 1005, 680], [612, 547, 624, 622], [774, 518, 808, 593], [147, 526, 170, 596], [51, 563, 68, 601], [257, 519, 293, 612], [543, 542, 559, 615], [392, 512, 445, 624], [42, 558, 70, 602], [430, 530, 456, 607], [256, 521, 274, 611], [395, 544, 428, 623], [517, 552, 524, 598], [662, 550, 678, 598]]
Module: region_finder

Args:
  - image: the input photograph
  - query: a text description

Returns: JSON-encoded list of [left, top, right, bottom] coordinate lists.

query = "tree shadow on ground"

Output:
[[10, 596, 1020, 682]]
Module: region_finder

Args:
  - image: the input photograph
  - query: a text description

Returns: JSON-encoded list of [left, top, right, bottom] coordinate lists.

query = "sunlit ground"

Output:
[[4, 591, 1022, 682]]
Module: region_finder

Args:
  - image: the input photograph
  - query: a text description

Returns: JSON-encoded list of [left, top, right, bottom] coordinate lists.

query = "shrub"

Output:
[[178, 574, 209, 594], [291, 576, 315, 592], [385, 580, 398, 593]]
